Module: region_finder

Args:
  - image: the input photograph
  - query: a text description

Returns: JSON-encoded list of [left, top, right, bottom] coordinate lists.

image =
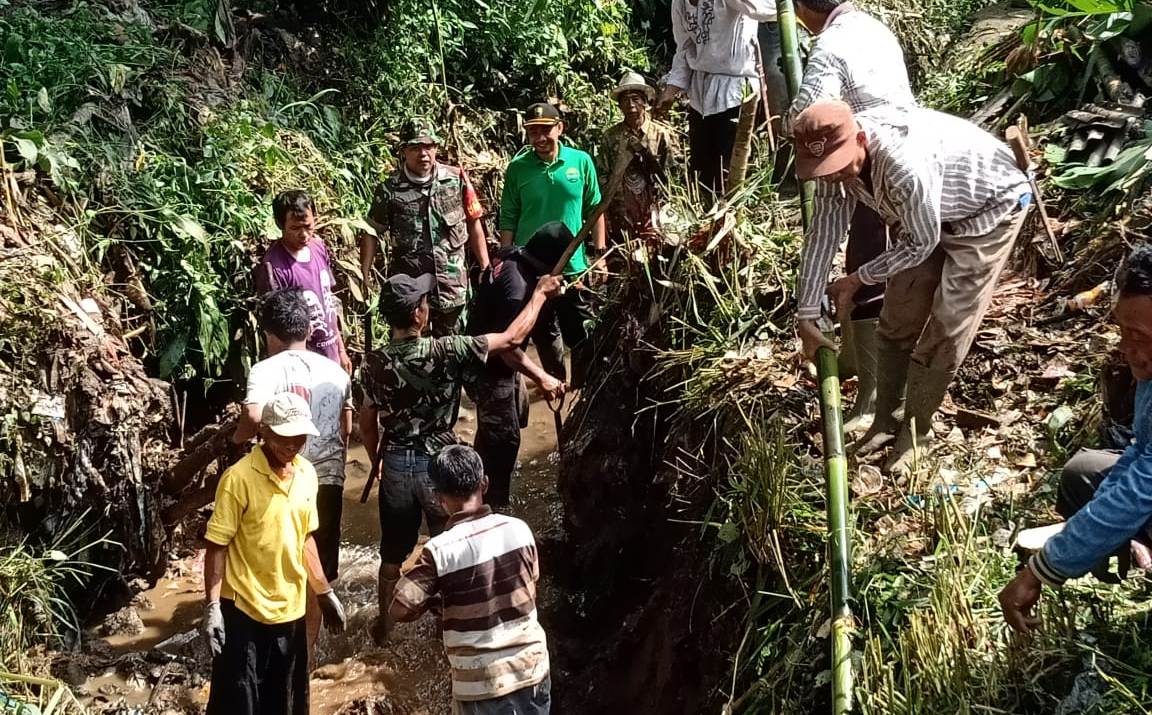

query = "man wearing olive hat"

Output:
[[599, 71, 680, 246], [499, 102, 604, 387], [203, 392, 346, 715], [359, 270, 563, 643], [792, 100, 1030, 475], [360, 119, 490, 337]]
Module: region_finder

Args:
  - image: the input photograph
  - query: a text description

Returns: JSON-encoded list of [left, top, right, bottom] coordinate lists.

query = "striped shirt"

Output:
[[392, 507, 548, 702], [795, 109, 1030, 321], [787, 3, 915, 126]]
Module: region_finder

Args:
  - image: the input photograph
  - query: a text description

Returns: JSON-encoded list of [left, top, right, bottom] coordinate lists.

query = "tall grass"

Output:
[[0, 519, 112, 672]]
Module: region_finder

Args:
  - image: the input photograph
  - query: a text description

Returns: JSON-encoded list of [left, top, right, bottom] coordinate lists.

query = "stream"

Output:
[[75, 372, 568, 715]]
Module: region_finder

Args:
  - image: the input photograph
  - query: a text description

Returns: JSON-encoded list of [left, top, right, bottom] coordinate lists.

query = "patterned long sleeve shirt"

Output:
[[786, 3, 915, 127], [1031, 381, 1152, 586], [795, 109, 1030, 321], [663, 0, 777, 117]]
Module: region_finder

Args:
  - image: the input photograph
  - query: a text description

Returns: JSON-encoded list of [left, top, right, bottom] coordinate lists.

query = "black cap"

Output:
[[523, 102, 562, 128], [522, 221, 573, 271], [379, 273, 435, 320]]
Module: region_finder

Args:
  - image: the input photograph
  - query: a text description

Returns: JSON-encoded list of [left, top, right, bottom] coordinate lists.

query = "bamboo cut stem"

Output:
[[816, 346, 853, 715], [775, 0, 814, 227]]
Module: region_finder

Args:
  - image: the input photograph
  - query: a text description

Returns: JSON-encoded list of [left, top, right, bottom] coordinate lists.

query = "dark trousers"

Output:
[[470, 372, 522, 508], [846, 203, 888, 321], [531, 285, 595, 389], [452, 673, 552, 715], [688, 106, 740, 196], [314, 484, 343, 582], [207, 600, 308, 715], [1056, 448, 1152, 582]]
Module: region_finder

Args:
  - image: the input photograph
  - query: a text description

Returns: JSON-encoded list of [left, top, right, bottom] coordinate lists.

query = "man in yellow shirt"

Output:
[[202, 392, 346, 714]]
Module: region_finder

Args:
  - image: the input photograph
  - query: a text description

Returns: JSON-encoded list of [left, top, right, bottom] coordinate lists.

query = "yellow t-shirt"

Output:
[[205, 445, 319, 624]]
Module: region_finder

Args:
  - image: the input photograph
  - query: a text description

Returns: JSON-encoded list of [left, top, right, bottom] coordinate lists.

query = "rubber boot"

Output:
[[838, 319, 858, 380], [851, 340, 909, 457], [372, 567, 400, 646], [842, 319, 878, 435], [884, 362, 954, 476]]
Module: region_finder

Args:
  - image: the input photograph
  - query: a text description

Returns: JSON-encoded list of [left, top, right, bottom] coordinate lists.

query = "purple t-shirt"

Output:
[[254, 240, 342, 363]]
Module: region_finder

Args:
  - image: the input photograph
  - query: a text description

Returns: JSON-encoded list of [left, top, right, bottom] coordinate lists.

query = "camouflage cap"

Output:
[[400, 119, 441, 147]]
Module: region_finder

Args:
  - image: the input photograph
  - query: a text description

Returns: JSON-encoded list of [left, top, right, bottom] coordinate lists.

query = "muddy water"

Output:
[[81, 365, 567, 714]]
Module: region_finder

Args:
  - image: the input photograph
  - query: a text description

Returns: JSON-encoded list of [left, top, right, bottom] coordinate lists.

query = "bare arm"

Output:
[[304, 535, 332, 594], [500, 348, 551, 385], [341, 406, 353, 443], [232, 402, 262, 445], [499, 229, 515, 248], [204, 542, 227, 603], [359, 232, 377, 286], [359, 405, 380, 465], [483, 276, 562, 353], [590, 213, 606, 252], [468, 218, 491, 270]]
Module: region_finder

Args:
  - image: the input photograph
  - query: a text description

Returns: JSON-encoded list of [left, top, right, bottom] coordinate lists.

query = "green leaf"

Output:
[[12, 136, 37, 165], [1065, 0, 1126, 15], [718, 521, 740, 544], [158, 330, 190, 378], [1044, 143, 1068, 165]]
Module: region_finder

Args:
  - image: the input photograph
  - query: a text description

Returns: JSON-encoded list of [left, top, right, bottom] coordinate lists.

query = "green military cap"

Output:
[[400, 119, 441, 147]]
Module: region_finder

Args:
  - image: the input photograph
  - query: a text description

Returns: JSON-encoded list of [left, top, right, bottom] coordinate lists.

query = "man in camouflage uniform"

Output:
[[360, 120, 490, 337], [359, 271, 562, 644], [599, 71, 680, 246]]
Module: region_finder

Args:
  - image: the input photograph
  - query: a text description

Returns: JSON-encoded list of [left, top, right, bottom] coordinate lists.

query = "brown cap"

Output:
[[793, 100, 861, 180]]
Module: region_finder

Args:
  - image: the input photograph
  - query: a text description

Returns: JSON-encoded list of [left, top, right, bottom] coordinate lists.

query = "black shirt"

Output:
[[466, 248, 536, 377]]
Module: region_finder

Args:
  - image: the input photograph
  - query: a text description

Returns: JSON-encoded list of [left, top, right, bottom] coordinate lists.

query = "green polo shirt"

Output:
[[498, 144, 601, 275]]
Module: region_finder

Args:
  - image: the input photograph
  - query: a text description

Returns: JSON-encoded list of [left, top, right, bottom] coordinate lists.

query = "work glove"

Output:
[[317, 590, 347, 634], [202, 601, 226, 658]]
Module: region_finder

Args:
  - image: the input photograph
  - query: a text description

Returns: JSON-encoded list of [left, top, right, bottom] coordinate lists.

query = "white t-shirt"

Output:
[[245, 350, 352, 486]]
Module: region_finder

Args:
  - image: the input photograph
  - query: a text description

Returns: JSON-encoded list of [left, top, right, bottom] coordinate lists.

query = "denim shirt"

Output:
[[1032, 380, 1152, 585]]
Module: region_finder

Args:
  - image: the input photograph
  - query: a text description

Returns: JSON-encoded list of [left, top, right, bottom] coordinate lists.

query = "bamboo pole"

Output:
[[727, 94, 761, 194], [775, 0, 814, 227], [816, 346, 853, 715], [777, 2, 854, 710]]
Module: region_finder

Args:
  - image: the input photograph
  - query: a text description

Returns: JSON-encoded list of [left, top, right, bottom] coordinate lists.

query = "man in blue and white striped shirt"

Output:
[[787, 0, 915, 434], [794, 100, 1030, 475]]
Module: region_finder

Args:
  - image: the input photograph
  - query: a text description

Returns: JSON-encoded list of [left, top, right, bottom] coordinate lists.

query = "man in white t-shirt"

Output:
[[232, 286, 353, 655]]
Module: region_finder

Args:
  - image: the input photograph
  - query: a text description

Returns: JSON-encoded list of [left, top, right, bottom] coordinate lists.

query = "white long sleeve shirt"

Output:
[[663, 0, 777, 117], [787, 3, 915, 125], [795, 110, 1030, 321]]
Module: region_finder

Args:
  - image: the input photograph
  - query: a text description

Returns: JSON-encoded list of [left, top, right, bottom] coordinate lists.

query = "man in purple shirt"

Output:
[[255, 191, 352, 373]]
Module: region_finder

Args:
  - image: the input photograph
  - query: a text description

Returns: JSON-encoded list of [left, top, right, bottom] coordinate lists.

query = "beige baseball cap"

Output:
[[261, 392, 319, 437]]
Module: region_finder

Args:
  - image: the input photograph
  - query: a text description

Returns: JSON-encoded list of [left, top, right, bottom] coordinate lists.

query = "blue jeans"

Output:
[[452, 674, 551, 714], [377, 447, 448, 564]]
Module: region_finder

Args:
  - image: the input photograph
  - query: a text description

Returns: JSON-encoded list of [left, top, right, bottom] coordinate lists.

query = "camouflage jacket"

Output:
[[360, 334, 489, 455], [367, 164, 483, 311], [598, 119, 680, 187]]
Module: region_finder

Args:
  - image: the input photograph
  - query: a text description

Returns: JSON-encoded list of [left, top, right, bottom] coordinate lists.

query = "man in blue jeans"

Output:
[[999, 245, 1152, 632], [359, 271, 562, 644]]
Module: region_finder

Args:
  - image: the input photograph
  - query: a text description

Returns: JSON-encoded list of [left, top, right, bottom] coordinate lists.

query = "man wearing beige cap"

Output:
[[599, 71, 680, 246], [203, 392, 346, 714], [792, 100, 1030, 474]]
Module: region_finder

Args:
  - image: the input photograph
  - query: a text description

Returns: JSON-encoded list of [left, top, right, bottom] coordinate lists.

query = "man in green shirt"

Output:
[[498, 102, 605, 387]]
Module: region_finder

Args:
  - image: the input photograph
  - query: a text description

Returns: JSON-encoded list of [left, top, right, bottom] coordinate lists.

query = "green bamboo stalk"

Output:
[[815, 346, 853, 715], [775, 0, 815, 227]]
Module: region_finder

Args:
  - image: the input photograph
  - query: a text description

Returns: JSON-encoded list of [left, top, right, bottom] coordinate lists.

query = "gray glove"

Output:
[[202, 601, 226, 657], [317, 590, 346, 634]]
